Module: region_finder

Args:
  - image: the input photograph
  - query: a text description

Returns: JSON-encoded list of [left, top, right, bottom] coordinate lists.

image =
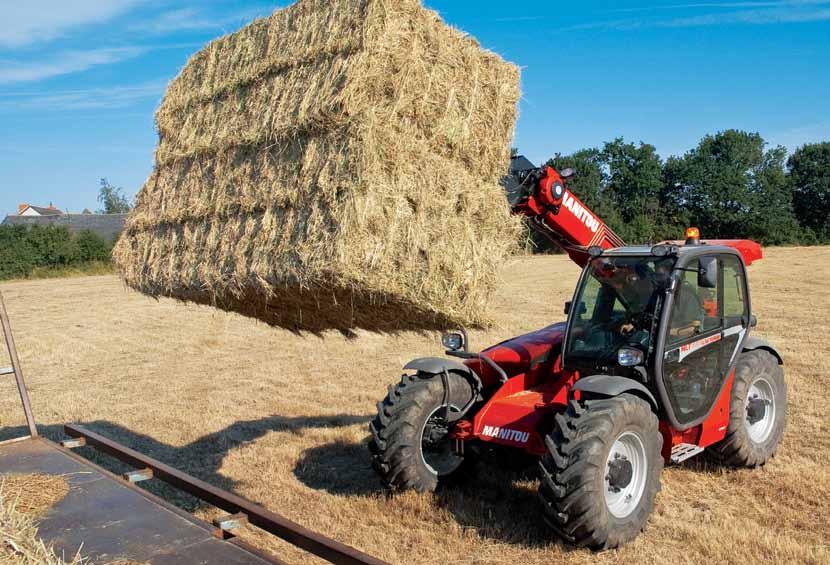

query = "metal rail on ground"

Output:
[[65, 424, 387, 565]]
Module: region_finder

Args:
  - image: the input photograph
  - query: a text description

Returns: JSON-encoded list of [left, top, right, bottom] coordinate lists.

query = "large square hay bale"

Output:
[[114, 0, 521, 332]]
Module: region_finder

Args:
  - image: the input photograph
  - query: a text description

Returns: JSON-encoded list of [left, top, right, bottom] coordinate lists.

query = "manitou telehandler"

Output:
[[369, 156, 786, 549]]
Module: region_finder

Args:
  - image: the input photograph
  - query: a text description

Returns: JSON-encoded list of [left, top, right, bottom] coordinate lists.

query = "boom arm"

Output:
[[505, 156, 625, 267]]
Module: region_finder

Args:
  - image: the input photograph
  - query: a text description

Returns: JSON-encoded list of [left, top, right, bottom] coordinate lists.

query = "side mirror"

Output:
[[560, 168, 576, 179], [564, 301, 587, 316], [698, 257, 718, 289], [442, 331, 468, 352]]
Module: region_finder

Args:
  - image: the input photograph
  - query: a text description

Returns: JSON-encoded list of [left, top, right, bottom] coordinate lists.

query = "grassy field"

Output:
[[0, 247, 828, 564]]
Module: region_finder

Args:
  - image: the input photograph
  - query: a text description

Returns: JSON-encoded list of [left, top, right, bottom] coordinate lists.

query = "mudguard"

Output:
[[403, 357, 483, 399], [403, 357, 472, 376], [742, 336, 784, 365], [572, 374, 659, 411]]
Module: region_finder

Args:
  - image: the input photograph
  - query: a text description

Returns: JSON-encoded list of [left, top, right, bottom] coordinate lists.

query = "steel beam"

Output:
[[64, 424, 387, 565]]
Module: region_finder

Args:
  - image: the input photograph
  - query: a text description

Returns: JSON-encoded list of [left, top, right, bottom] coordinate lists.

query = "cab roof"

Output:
[[602, 239, 763, 266]]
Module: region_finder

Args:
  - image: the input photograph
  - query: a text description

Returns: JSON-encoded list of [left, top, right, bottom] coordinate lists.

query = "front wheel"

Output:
[[538, 394, 663, 549], [369, 372, 475, 492], [709, 349, 786, 467]]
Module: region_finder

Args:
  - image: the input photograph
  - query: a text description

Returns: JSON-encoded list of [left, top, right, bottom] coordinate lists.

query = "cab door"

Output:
[[660, 255, 733, 427]]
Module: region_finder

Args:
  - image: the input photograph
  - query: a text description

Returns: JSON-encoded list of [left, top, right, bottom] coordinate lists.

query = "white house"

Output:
[[16, 203, 63, 217]]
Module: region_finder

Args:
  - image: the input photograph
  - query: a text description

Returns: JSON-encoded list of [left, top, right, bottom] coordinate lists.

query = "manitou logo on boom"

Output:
[[481, 425, 529, 444], [563, 192, 600, 234]]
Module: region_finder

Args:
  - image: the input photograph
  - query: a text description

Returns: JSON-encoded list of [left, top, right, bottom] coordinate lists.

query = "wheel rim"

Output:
[[745, 377, 776, 444], [419, 405, 463, 477], [604, 431, 648, 519]]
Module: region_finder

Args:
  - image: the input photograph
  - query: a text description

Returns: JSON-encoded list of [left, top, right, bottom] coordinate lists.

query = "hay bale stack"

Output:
[[114, 0, 521, 331]]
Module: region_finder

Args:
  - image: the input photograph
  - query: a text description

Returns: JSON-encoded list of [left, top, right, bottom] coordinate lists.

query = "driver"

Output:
[[602, 264, 657, 336], [671, 275, 705, 338]]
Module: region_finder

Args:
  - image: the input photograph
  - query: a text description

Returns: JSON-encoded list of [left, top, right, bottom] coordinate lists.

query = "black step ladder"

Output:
[[0, 290, 38, 440]]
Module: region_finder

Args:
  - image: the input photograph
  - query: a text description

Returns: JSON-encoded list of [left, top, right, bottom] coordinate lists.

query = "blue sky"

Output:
[[1, 1, 828, 216]]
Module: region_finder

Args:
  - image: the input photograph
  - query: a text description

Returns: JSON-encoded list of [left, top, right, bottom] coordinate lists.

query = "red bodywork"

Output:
[[666, 239, 763, 267], [448, 165, 760, 463]]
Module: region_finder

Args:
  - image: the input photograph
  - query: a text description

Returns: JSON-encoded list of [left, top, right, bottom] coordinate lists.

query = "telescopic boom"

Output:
[[504, 156, 625, 267]]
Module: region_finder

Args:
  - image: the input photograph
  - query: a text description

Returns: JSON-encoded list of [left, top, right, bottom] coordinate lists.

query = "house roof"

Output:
[[23, 205, 63, 216]]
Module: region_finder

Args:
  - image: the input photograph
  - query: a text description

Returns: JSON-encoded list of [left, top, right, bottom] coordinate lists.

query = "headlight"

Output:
[[618, 347, 644, 367], [442, 332, 465, 351]]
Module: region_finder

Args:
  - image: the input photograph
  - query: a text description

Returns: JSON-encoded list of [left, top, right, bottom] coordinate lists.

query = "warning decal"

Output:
[[678, 333, 722, 361]]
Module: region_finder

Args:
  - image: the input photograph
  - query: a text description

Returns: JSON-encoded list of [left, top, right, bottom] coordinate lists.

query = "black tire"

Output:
[[709, 349, 786, 467], [369, 371, 475, 492], [538, 394, 663, 549]]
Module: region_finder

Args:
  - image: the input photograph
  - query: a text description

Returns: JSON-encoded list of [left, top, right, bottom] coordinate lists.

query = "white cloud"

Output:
[[130, 6, 275, 35], [612, 0, 830, 11], [0, 80, 167, 111], [567, 2, 830, 30], [0, 47, 145, 84], [0, 1, 141, 48], [662, 6, 830, 26]]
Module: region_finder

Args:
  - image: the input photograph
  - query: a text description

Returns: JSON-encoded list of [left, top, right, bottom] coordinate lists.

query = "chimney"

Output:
[[18, 203, 28, 214], [48, 202, 56, 210]]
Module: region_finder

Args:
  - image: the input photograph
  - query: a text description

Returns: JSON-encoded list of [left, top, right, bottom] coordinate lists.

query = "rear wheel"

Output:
[[538, 394, 663, 549], [709, 349, 786, 467], [369, 372, 475, 492]]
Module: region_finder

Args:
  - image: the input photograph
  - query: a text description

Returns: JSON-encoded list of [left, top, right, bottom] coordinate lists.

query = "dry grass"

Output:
[[0, 247, 828, 564], [114, 0, 521, 332]]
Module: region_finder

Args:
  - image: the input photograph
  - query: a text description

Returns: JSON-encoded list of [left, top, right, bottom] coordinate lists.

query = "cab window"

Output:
[[722, 255, 748, 325], [667, 258, 721, 345]]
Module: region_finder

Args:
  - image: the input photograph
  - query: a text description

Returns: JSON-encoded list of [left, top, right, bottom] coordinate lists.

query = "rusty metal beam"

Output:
[[0, 291, 37, 438], [65, 424, 387, 565]]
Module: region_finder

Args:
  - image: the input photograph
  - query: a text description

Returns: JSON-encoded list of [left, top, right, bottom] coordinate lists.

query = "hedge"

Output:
[[0, 224, 114, 280]]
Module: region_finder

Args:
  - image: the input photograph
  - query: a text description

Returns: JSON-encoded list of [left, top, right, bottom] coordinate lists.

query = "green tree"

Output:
[[601, 138, 665, 243], [97, 178, 132, 214], [788, 142, 830, 242], [751, 145, 801, 245], [662, 130, 798, 243]]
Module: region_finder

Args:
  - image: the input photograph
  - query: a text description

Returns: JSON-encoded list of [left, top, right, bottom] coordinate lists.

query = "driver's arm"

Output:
[[670, 281, 703, 338]]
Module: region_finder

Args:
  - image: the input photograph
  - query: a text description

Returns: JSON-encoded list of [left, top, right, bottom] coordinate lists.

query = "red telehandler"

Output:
[[369, 156, 786, 549]]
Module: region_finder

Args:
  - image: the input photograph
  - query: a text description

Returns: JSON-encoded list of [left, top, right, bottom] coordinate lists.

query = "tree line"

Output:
[[0, 225, 113, 280], [531, 130, 829, 248]]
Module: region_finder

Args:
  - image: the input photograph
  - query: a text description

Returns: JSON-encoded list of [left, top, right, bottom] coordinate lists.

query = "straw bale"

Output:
[[114, 0, 521, 331]]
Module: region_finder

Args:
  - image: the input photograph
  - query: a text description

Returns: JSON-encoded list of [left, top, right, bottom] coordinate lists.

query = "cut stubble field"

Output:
[[0, 247, 827, 564]]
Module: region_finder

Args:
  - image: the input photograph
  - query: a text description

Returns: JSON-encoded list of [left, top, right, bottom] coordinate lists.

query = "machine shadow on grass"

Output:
[[293, 439, 564, 550], [1, 414, 372, 512]]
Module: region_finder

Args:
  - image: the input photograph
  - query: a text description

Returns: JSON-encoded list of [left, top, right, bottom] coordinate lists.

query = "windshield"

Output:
[[565, 255, 676, 367]]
